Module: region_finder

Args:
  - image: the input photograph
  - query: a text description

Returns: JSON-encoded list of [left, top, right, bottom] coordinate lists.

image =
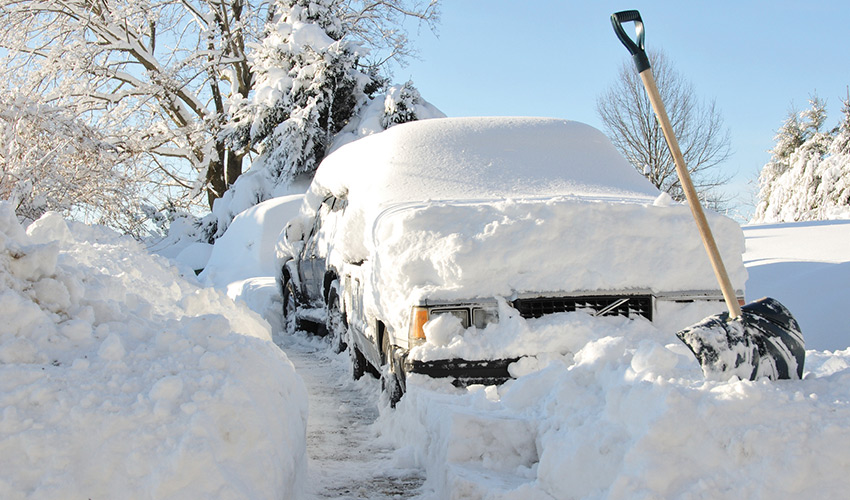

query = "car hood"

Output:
[[360, 195, 746, 324]]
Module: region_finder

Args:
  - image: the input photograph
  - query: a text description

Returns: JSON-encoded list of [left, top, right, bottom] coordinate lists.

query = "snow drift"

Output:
[[193, 188, 850, 499], [372, 219, 850, 499], [0, 203, 308, 499]]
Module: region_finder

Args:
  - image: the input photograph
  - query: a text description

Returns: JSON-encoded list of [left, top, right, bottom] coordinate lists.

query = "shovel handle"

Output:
[[610, 10, 743, 320], [611, 10, 650, 73]]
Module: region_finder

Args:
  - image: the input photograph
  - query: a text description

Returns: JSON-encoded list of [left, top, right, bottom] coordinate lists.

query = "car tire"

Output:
[[381, 334, 403, 408], [325, 281, 348, 353], [282, 279, 299, 334], [351, 344, 367, 380]]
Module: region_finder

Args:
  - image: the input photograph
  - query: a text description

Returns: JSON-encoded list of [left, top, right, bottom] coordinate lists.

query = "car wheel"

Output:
[[351, 344, 367, 380], [282, 279, 299, 334], [381, 334, 403, 408], [325, 281, 348, 353]]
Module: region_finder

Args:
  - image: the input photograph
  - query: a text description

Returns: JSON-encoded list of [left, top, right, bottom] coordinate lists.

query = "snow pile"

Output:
[[743, 220, 850, 351], [0, 203, 307, 499], [383, 311, 850, 499], [373, 220, 850, 499]]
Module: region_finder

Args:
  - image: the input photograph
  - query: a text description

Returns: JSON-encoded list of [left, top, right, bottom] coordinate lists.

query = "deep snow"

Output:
[[0, 202, 308, 499], [2, 200, 849, 498], [211, 194, 849, 499]]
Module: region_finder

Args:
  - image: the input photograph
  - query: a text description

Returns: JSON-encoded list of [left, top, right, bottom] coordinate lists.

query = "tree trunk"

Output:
[[206, 155, 227, 210], [205, 139, 244, 209]]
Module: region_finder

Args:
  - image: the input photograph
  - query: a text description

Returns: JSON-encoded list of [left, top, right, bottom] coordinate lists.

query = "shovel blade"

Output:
[[676, 297, 805, 381]]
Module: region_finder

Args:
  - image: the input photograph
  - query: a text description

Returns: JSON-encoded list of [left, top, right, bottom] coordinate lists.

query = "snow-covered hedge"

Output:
[[0, 203, 307, 498]]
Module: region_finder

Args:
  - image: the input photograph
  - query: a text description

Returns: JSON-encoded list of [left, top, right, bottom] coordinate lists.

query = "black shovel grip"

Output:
[[611, 10, 651, 73]]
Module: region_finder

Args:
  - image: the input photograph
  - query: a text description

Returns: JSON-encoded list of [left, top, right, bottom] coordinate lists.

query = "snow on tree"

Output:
[[191, 1, 444, 242], [0, 93, 146, 234], [381, 81, 426, 128], [226, 0, 382, 185], [753, 93, 850, 223], [0, 0, 440, 236], [0, 0, 261, 220]]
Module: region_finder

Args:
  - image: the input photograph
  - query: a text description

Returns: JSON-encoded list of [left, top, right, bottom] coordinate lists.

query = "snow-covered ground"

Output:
[[209, 199, 850, 499], [743, 220, 850, 351], [0, 202, 308, 499], [2, 194, 849, 499], [275, 331, 426, 499]]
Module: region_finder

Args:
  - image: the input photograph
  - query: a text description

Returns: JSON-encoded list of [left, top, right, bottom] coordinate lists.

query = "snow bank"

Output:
[[0, 203, 307, 499], [743, 220, 850, 351], [382, 313, 850, 499], [371, 219, 850, 499]]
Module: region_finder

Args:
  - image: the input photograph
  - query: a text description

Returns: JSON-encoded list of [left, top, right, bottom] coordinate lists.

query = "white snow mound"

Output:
[[0, 203, 307, 499]]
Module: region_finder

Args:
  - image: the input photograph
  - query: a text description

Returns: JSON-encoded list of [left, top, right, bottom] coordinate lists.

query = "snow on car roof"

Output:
[[312, 116, 659, 207]]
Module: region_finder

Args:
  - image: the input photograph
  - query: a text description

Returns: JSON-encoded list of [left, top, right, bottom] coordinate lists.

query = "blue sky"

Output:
[[392, 1, 849, 220]]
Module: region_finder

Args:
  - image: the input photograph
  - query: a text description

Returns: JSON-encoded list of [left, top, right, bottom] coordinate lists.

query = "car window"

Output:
[[308, 195, 336, 237], [330, 196, 347, 213]]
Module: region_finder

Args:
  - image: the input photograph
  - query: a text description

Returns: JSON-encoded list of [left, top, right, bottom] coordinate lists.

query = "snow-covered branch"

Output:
[[753, 93, 850, 223]]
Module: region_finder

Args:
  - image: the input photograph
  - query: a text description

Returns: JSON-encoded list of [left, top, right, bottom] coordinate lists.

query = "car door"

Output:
[[300, 195, 347, 305], [299, 197, 332, 304]]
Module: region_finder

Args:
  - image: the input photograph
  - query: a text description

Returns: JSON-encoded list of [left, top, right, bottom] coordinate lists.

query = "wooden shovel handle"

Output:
[[639, 71, 743, 319], [612, 11, 743, 319]]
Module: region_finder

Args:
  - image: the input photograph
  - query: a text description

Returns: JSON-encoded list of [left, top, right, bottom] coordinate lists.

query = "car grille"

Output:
[[511, 295, 653, 321]]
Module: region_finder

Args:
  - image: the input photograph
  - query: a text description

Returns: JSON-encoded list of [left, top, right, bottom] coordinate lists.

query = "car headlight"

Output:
[[430, 308, 471, 328], [472, 307, 498, 329], [408, 305, 499, 345]]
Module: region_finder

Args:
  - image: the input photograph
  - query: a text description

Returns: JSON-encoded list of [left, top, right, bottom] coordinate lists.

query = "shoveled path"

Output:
[[274, 331, 426, 499]]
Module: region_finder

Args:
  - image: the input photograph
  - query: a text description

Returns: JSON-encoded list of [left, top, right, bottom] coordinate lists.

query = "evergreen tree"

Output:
[[770, 108, 807, 163], [830, 93, 850, 155], [381, 81, 423, 128], [226, 0, 382, 184], [199, 3, 443, 242], [753, 92, 850, 222]]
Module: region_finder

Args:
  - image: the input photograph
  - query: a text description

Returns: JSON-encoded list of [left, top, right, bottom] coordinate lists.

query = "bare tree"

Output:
[[0, 93, 145, 233], [596, 50, 732, 209], [0, 0, 259, 214], [0, 0, 439, 229]]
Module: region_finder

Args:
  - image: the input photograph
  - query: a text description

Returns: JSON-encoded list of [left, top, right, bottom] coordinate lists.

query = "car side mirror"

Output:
[[284, 219, 306, 245]]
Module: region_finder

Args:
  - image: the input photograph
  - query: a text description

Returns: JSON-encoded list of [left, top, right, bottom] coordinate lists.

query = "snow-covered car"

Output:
[[276, 117, 746, 404]]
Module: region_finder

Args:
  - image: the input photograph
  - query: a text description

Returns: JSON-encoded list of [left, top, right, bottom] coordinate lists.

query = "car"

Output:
[[276, 116, 747, 405]]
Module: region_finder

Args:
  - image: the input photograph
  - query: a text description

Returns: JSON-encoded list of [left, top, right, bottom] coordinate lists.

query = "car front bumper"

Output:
[[402, 356, 520, 387]]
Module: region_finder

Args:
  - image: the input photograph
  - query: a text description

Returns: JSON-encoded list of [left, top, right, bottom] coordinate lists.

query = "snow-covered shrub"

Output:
[[753, 95, 850, 222]]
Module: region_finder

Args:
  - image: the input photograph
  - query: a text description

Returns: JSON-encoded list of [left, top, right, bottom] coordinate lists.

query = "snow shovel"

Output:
[[611, 10, 805, 381]]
